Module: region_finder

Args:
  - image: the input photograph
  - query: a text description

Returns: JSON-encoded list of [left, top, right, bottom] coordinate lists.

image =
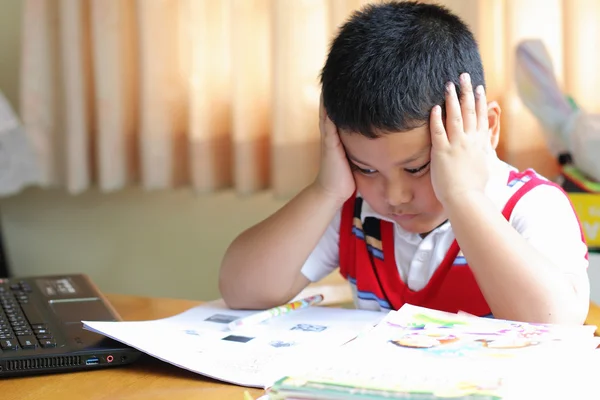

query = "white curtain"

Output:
[[19, 0, 600, 197]]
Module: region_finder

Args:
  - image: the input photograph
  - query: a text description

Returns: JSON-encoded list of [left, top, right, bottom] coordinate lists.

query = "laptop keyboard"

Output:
[[0, 281, 57, 351]]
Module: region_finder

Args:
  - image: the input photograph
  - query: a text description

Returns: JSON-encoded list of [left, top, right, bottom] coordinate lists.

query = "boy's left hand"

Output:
[[429, 73, 493, 207]]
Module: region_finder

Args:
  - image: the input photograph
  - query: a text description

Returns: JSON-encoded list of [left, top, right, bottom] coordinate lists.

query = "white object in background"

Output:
[[568, 113, 600, 184], [515, 39, 572, 158], [0, 91, 41, 196], [516, 39, 600, 182]]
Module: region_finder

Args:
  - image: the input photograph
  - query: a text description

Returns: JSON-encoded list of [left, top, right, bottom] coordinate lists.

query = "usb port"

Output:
[[85, 357, 99, 366]]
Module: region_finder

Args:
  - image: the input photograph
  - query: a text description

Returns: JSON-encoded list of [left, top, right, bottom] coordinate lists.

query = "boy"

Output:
[[219, 1, 590, 324]]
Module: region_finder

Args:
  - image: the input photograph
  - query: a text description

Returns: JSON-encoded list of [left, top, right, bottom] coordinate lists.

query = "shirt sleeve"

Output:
[[510, 183, 590, 288], [300, 209, 342, 282]]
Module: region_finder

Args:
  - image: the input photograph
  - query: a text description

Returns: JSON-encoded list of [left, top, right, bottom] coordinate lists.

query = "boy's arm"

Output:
[[429, 74, 588, 324], [446, 186, 589, 324], [219, 183, 342, 310]]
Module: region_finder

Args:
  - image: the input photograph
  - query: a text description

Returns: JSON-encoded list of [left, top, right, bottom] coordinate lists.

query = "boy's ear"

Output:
[[487, 101, 501, 149]]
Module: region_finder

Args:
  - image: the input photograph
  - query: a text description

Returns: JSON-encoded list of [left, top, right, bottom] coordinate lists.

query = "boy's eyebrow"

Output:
[[394, 147, 431, 165], [347, 146, 431, 167]]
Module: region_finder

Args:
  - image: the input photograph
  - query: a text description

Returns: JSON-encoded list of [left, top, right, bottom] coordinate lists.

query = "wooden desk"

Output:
[[0, 294, 265, 400]]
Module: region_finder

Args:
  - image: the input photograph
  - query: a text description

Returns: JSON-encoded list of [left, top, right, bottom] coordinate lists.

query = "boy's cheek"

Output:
[[353, 177, 368, 197], [353, 177, 381, 202], [353, 174, 378, 194], [417, 179, 444, 210]]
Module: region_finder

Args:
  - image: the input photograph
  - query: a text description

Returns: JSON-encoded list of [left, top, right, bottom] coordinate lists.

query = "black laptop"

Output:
[[0, 274, 141, 377]]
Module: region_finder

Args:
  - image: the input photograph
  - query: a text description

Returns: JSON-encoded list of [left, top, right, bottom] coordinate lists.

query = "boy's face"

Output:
[[340, 125, 446, 234]]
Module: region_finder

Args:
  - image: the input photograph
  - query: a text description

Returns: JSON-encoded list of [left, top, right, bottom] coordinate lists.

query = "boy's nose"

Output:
[[385, 181, 413, 207]]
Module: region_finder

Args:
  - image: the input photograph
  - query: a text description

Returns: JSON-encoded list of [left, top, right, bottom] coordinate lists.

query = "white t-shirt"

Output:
[[300, 160, 590, 311]]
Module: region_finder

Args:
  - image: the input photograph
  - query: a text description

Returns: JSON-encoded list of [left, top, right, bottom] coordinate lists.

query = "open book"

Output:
[[82, 299, 385, 388], [84, 301, 600, 398], [268, 305, 600, 399]]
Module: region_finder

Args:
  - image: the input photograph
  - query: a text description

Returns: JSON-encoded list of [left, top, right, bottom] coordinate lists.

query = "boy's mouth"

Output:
[[391, 213, 418, 222]]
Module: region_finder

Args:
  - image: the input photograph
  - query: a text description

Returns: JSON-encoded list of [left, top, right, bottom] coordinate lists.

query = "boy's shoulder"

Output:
[[487, 160, 572, 217], [488, 160, 554, 190]]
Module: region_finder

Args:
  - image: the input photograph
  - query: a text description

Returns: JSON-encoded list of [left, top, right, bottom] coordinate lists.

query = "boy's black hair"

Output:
[[320, 1, 485, 138]]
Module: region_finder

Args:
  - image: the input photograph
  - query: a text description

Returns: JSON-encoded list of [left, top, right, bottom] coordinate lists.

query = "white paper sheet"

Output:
[[83, 299, 385, 388]]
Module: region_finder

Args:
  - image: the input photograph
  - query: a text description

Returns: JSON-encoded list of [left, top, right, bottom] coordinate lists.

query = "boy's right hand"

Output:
[[313, 97, 356, 206]]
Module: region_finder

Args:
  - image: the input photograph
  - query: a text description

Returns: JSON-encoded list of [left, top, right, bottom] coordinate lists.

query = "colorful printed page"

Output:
[[82, 299, 385, 388], [376, 305, 599, 358], [268, 304, 600, 399]]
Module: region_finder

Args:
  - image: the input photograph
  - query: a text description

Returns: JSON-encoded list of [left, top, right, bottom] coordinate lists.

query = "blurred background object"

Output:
[[0, 89, 41, 277], [0, 90, 40, 197], [516, 38, 600, 184]]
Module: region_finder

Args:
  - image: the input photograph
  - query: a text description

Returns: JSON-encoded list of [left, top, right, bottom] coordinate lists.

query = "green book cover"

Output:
[[269, 375, 502, 400]]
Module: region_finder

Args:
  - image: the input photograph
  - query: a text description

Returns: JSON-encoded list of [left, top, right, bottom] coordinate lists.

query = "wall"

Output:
[[0, 0, 287, 300], [0, 187, 285, 300]]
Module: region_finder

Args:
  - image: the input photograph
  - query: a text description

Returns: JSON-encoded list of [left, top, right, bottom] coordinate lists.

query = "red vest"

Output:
[[338, 169, 587, 316]]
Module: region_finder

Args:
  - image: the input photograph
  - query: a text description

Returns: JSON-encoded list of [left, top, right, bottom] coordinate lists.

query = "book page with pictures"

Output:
[[268, 304, 600, 399], [83, 299, 385, 388], [345, 304, 599, 368]]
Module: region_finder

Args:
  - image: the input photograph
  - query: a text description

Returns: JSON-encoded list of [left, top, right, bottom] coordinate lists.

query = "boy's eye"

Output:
[[350, 163, 377, 175], [405, 161, 431, 175]]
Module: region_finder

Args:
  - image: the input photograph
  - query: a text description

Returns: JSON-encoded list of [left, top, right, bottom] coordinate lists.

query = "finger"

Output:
[[459, 73, 477, 133], [475, 85, 489, 133], [444, 81, 463, 141], [429, 105, 449, 149]]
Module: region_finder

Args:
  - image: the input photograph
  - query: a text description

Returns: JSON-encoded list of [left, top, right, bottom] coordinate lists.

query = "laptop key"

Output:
[[0, 334, 15, 340], [34, 328, 49, 335], [20, 282, 32, 292], [39, 339, 56, 348], [17, 336, 38, 349], [15, 330, 33, 336], [36, 333, 53, 340], [1, 339, 18, 350], [12, 323, 28, 331]]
